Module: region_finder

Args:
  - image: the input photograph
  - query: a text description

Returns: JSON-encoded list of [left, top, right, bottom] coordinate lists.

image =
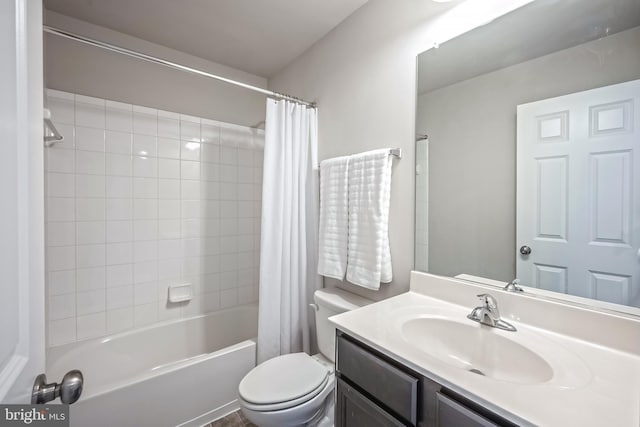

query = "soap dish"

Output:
[[168, 283, 193, 303]]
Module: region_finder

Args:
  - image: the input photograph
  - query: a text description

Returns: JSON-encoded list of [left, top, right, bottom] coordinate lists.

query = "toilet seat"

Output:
[[239, 353, 330, 412]]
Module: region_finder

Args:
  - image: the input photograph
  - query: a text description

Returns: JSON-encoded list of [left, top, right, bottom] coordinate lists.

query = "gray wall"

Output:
[[418, 26, 640, 281], [44, 11, 267, 127], [268, 0, 466, 300], [267, 0, 532, 300]]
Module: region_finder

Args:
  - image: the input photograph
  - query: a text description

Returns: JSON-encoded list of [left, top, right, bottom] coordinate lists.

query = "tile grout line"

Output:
[[102, 97, 107, 335], [73, 93, 79, 342]]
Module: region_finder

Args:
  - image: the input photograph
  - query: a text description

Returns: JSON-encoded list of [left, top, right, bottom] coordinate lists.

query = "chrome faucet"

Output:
[[504, 278, 524, 293], [467, 294, 516, 332]]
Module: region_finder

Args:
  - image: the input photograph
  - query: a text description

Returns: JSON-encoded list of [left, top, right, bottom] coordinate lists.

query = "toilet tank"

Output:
[[314, 288, 372, 362]]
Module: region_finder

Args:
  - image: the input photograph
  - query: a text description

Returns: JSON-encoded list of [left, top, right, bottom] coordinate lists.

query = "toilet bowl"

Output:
[[238, 288, 371, 427], [239, 353, 335, 427]]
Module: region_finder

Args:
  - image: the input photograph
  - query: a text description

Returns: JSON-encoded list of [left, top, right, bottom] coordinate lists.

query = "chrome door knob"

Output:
[[59, 370, 83, 404], [32, 370, 83, 404], [520, 245, 532, 255]]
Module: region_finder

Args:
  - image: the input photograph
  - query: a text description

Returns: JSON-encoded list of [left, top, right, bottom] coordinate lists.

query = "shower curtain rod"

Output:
[[43, 25, 316, 108]]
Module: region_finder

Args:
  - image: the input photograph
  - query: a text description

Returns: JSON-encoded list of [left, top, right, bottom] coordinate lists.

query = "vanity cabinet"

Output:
[[335, 331, 518, 427], [336, 378, 405, 427]]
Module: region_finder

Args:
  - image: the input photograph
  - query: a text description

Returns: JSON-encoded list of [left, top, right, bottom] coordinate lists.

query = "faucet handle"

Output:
[[504, 279, 524, 292], [476, 294, 499, 316], [477, 293, 495, 305]]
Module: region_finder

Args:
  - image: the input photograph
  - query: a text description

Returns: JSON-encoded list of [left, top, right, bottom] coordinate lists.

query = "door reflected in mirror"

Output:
[[414, 0, 640, 311]]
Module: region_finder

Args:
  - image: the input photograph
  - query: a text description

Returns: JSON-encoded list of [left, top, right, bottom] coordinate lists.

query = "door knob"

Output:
[[520, 245, 532, 255], [32, 370, 83, 404]]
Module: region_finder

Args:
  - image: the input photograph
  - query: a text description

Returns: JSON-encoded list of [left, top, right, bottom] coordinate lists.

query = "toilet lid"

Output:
[[239, 353, 329, 406]]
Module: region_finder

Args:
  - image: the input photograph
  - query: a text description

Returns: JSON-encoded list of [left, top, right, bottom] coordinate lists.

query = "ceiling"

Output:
[[418, 0, 640, 94], [44, 0, 369, 77]]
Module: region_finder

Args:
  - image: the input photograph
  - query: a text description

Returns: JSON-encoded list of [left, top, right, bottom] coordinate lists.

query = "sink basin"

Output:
[[401, 317, 554, 385]]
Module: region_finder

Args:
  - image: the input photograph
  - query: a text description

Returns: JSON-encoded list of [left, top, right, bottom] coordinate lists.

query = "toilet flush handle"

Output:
[[309, 303, 319, 311]]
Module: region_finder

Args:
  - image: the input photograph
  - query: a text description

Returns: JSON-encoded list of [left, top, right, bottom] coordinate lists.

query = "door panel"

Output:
[[0, 0, 21, 386], [589, 151, 630, 245], [517, 79, 640, 307], [0, 0, 45, 402], [589, 271, 632, 305], [533, 264, 567, 293], [535, 156, 568, 240]]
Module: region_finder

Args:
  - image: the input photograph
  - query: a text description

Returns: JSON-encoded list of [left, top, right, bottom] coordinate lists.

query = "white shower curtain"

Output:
[[257, 98, 321, 363]]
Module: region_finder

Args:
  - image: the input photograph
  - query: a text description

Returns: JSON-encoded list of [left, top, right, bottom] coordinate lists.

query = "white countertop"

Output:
[[329, 274, 640, 427]]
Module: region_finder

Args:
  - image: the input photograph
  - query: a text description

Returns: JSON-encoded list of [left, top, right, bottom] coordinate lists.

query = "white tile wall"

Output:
[[45, 89, 263, 347], [415, 139, 429, 272]]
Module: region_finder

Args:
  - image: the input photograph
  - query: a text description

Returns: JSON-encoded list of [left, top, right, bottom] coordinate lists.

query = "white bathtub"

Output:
[[47, 304, 258, 427]]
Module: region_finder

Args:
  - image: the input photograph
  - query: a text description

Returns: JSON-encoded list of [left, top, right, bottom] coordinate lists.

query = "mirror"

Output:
[[415, 0, 640, 312]]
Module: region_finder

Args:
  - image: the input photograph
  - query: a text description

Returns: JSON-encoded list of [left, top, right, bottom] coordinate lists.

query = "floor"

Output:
[[209, 410, 257, 427]]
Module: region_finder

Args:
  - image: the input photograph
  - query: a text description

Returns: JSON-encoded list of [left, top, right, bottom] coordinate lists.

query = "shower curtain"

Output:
[[257, 98, 321, 363]]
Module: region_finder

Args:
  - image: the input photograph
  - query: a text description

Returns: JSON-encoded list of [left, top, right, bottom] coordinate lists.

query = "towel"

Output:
[[346, 149, 393, 289], [317, 156, 350, 280]]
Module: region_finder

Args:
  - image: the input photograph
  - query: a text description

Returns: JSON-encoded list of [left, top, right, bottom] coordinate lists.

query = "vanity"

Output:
[[335, 330, 517, 427], [330, 272, 640, 427]]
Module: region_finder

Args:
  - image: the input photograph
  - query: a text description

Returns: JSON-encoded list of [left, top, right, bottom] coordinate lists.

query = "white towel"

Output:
[[346, 149, 393, 290], [317, 156, 350, 280]]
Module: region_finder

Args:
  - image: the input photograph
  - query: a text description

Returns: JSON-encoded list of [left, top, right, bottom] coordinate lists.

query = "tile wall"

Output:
[[45, 89, 263, 346], [415, 139, 428, 272]]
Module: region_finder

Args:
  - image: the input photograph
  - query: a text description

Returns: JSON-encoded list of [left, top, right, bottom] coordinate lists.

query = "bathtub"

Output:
[[47, 304, 258, 427]]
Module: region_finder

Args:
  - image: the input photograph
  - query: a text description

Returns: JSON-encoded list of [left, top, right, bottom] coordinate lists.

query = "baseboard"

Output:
[[177, 399, 241, 427]]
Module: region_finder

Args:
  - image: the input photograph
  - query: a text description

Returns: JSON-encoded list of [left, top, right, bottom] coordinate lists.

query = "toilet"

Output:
[[238, 288, 371, 427]]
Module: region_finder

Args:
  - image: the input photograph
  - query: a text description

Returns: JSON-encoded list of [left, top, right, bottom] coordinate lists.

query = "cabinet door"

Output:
[[437, 393, 500, 427], [337, 334, 418, 424], [336, 378, 405, 427]]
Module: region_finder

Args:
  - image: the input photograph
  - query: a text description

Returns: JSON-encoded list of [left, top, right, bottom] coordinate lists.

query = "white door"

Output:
[[517, 79, 640, 307], [0, 0, 46, 402]]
